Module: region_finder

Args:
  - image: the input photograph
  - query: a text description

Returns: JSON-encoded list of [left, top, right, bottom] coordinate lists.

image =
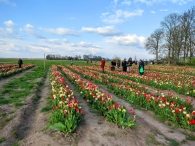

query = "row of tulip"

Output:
[[131, 65, 195, 79], [48, 65, 83, 133], [67, 65, 195, 130], [0, 64, 18, 71], [96, 65, 195, 97], [138, 65, 195, 76], [0, 64, 34, 79], [102, 62, 195, 76], [58, 65, 137, 129]]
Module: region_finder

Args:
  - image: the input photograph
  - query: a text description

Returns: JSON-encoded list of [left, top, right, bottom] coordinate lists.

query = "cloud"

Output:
[[105, 34, 146, 47], [24, 38, 102, 54], [151, 11, 156, 14], [78, 42, 102, 54], [0, 0, 16, 6], [113, 0, 118, 4], [169, 0, 193, 5], [40, 38, 68, 45], [101, 9, 144, 24], [134, 0, 193, 6], [88, 48, 102, 54], [0, 39, 25, 53], [123, 9, 144, 18], [28, 45, 52, 53], [121, 0, 131, 5], [78, 42, 101, 49], [101, 12, 110, 17], [0, 42, 15, 51], [134, 0, 153, 5], [160, 9, 168, 12], [82, 26, 122, 36], [0, 20, 21, 39], [40, 27, 78, 36], [20, 24, 45, 39], [4, 20, 16, 27], [0, 27, 22, 39]]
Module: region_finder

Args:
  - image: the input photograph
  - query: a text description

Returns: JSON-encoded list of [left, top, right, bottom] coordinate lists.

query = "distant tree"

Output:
[[180, 7, 195, 63], [113, 55, 121, 61], [161, 13, 181, 64], [97, 56, 102, 61], [89, 54, 93, 61], [93, 55, 98, 61], [83, 55, 89, 61], [145, 28, 164, 62], [46, 54, 51, 60], [68, 56, 73, 60]]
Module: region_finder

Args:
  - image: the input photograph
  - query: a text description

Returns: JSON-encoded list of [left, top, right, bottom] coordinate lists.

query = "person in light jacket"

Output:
[[127, 57, 133, 73]]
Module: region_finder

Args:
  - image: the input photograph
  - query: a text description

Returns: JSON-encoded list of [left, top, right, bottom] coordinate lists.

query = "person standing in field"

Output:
[[117, 60, 120, 68], [18, 58, 23, 68], [139, 59, 145, 75], [122, 58, 127, 72], [127, 57, 133, 73], [71, 59, 74, 65], [101, 58, 106, 73], [111, 59, 116, 71]]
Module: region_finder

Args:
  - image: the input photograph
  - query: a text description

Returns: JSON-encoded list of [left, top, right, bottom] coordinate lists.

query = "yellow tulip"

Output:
[[122, 109, 126, 113], [186, 114, 190, 119]]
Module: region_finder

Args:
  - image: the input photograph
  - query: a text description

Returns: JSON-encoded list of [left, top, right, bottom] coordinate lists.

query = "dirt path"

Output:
[[19, 72, 61, 146], [0, 66, 43, 146]]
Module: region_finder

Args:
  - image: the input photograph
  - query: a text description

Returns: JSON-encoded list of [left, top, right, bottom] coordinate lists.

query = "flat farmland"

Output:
[[0, 59, 195, 146]]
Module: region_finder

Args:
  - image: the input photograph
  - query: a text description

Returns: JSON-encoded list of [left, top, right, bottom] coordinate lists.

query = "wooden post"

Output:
[[44, 53, 45, 70]]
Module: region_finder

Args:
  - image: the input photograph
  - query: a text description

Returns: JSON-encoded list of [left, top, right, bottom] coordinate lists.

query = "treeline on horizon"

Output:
[[145, 6, 195, 65], [46, 54, 111, 61]]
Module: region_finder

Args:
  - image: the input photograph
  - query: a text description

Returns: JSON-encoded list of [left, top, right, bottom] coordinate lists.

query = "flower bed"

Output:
[[58, 65, 136, 129], [86, 65, 195, 97], [0, 64, 34, 78], [48, 65, 83, 133], [105, 66, 195, 97], [140, 65, 195, 76], [67, 65, 195, 131]]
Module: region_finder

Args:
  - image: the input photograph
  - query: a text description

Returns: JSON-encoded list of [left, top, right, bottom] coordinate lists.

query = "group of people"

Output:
[[100, 58, 145, 75], [17, 57, 144, 75]]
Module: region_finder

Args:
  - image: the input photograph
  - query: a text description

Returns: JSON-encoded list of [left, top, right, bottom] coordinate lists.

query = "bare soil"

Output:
[[0, 68, 195, 146]]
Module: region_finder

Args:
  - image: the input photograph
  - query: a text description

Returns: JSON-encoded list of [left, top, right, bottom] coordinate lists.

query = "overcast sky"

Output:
[[0, 0, 194, 60]]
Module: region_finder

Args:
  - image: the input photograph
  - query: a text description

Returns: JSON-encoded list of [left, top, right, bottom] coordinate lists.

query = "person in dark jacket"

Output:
[[139, 59, 145, 75], [117, 60, 120, 68], [122, 58, 127, 72], [18, 58, 23, 68], [111, 60, 116, 71]]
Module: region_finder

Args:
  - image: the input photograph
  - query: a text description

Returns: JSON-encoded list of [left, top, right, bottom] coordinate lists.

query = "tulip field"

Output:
[[0, 59, 195, 146]]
